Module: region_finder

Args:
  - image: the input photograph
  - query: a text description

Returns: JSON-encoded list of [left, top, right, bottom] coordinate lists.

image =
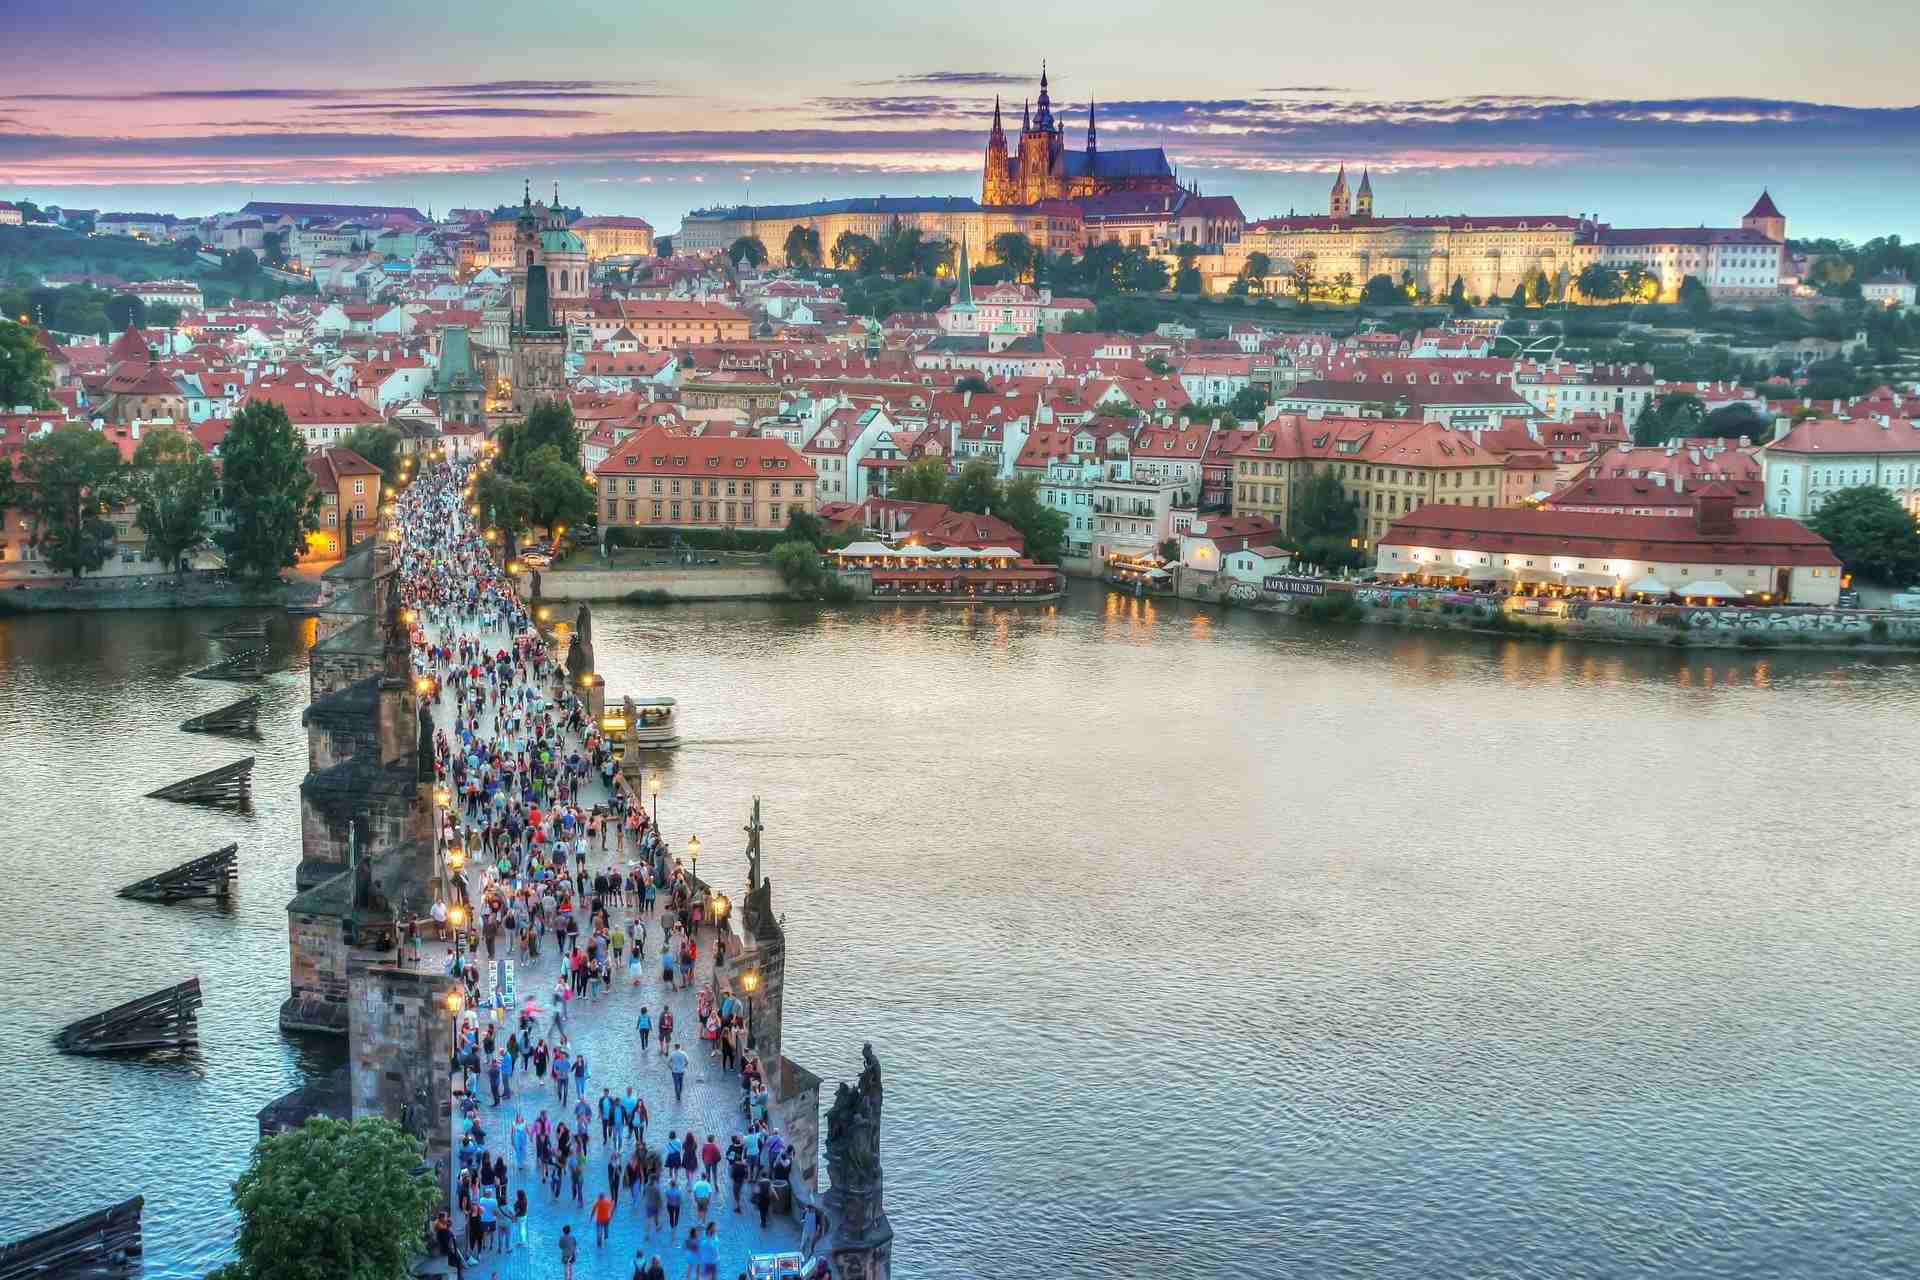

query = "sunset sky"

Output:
[[4, 0, 1916, 240]]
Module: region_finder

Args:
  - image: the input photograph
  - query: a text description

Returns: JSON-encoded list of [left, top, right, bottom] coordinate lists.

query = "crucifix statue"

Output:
[[744, 796, 764, 891]]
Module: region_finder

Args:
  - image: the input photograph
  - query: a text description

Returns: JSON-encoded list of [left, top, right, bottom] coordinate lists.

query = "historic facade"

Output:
[[981, 65, 1179, 207]]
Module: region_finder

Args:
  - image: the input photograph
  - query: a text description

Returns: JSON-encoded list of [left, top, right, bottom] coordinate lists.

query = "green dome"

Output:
[[539, 229, 585, 254]]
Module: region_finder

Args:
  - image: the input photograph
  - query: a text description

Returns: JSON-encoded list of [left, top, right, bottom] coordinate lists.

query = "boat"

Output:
[[601, 695, 681, 753], [1103, 552, 1175, 596]]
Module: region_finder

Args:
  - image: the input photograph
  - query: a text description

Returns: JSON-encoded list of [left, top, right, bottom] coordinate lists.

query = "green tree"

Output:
[[942, 458, 1000, 514], [262, 230, 289, 269], [782, 226, 822, 269], [224, 248, 259, 281], [505, 399, 580, 471], [726, 237, 767, 270], [954, 374, 990, 393], [1158, 537, 1180, 561], [476, 466, 533, 538], [209, 1116, 436, 1280], [0, 319, 55, 408], [1632, 392, 1706, 445], [1448, 276, 1469, 311], [522, 444, 596, 532], [1530, 270, 1552, 305], [1677, 274, 1712, 318], [1809, 486, 1920, 584], [1701, 402, 1772, 440], [130, 427, 216, 573], [1228, 386, 1270, 420], [989, 232, 1035, 282], [1289, 469, 1364, 570], [891, 457, 949, 503], [15, 426, 124, 579], [830, 231, 879, 274], [654, 235, 673, 258], [1508, 283, 1528, 308], [1120, 246, 1169, 294], [997, 473, 1068, 565], [1576, 264, 1624, 301], [770, 538, 854, 601], [219, 400, 318, 580], [1361, 273, 1400, 307], [1621, 264, 1658, 302], [340, 424, 404, 485], [783, 509, 830, 551], [1291, 255, 1317, 302], [1240, 251, 1273, 293], [106, 293, 147, 332]]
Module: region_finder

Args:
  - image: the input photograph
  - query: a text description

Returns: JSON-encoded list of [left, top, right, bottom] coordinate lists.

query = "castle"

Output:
[[981, 64, 1180, 206]]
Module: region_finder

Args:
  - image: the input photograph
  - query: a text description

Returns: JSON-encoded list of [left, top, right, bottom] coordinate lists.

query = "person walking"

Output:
[[643, 1178, 663, 1235], [635, 1007, 652, 1053], [592, 1191, 615, 1247], [752, 1176, 772, 1229], [663, 1179, 683, 1231], [668, 1043, 689, 1103], [557, 1224, 578, 1280]]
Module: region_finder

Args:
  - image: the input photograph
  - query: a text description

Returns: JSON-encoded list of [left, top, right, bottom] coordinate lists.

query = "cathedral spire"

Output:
[[989, 95, 1005, 145], [1034, 62, 1053, 132], [1022, 98, 1031, 131], [1086, 97, 1097, 154]]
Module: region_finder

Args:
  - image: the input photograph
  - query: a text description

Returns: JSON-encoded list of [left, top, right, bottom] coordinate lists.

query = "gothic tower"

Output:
[[981, 96, 1015, 206], [1742, 190, 1785, 242], [1329, 165, 1350, 218], [1356, 169, 1373, 219], [1086, 97, 1097, 156]]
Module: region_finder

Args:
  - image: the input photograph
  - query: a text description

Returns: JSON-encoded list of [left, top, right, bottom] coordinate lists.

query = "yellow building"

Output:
[[676, 196, 1082, 268], [571, 216, 655, 260], [1231, 415, 1509, 544]]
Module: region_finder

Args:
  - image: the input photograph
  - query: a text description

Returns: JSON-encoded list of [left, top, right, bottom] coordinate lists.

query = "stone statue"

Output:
[[416, 702, 435, 784], [744, 796, 764, 891], [825, 1043, 884, 1191]]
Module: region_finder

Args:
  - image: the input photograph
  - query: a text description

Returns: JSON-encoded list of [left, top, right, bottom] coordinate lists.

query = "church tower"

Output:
[[1329, 165, 1350, 218], [1742, 190, 1785, 242], [981, 96, 1015, 206], [1086, 97, 1097, 156], [1356, 169, 1373, 219]]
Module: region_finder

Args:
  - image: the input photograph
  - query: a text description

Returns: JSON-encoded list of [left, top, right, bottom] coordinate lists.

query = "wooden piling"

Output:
[[145, 757, 254, 807], [119, 844, 238, 903], [0, 1196, 143, 1280], [55, 980, 202, 1055]]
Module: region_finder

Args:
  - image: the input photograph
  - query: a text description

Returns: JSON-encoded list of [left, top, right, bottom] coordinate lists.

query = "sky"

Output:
[[3, 0, 1917, 241]]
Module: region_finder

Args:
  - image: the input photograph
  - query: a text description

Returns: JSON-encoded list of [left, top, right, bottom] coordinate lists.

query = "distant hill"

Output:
[[0, 223, 209, 287]]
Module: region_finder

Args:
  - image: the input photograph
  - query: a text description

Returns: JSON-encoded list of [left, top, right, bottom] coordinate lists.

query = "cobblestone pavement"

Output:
[[423, 610, 804, 1280]]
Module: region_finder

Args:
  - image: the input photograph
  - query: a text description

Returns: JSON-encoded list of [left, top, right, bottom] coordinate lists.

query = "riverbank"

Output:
[[0, 573, 322, 614], [1192, 575, 1920, 650]]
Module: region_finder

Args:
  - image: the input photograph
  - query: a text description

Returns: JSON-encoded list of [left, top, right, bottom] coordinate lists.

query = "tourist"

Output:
[[557, 1224, 578, 1280], [800, 1204, 825, 1256], [664, 1178, 683, 1230], [680, 1227, 701, 1280], [644, 1178, 663, 1234], [668, 1043, 689, 1102], [592, 1190, 615, 1246]]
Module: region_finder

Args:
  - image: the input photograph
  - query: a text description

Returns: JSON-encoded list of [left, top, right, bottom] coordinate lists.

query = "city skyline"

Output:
[[2, 1, 1917, 239]]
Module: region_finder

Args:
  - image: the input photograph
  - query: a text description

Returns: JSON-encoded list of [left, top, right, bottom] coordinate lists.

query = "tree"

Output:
[[1677, 274, 1712, 318], [1120, 246, 1170, 294], [1633, 392, 1706, 445], [1228, 386, 1270, 421], [130, 427, 216, 573], [340, 424, 404, 485], [15, 426, 124, 579], [1158, 537, 1180, 561], [1291, 255, 1317, 302], [224, 249, 259, 281], [1240, 251, 1273, 293], [1809, 486, 1920, 584], [782, 226, 822, 270], [1530, 270, 1552, 305], [783, 509, 830, 551], [209, 1116, 436, 1280], [989, 232, 1035, 282], [522, 444, 596, 532], [1448, 276, 1469, 311], [726, 237, 767, 270], [1701, 402, 1772, 441], [997, 473, 1068, 566], [942, 458, 1000, 514], [1576, 264, 1625, 302], [476, 466, 533, 537], [506, 399, 580, 471], [654, 236, 673, 258], [1144, 354, 1173, 376], [892, 457, 949, 503], [218, 400, 318, 580], [262, 230, 289, 269], [105, 293, 147, 332], [1361, 274, 1400, 307], [0, 319, 55, 408], [1621, 264, 1658, 302], [954, 374, 990, 394], [1508, 283, 1528, 308], [830, 231, 879, 274], [1289, 470, 1364, 570]]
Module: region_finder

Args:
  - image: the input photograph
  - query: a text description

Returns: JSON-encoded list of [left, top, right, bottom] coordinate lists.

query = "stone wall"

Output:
[[282, 909, 352, 1032], [535, 566, 787, 602], [349, 963, 460, 1198]]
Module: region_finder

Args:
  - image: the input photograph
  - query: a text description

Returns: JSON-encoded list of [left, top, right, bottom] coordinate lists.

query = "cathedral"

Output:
[[980, 65, 1180, 206]]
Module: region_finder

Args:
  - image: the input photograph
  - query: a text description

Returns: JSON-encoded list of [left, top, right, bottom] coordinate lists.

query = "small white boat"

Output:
[[602, 695, 680, 752]]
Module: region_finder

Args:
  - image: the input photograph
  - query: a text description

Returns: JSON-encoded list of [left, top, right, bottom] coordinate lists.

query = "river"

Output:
[[2, 586, 1918, 1279]]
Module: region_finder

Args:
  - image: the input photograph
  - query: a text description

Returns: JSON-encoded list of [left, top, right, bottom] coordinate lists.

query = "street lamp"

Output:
[[738, 968, 759, 1055], [649, 775, 661, 828], [688, 834, 702, 907]]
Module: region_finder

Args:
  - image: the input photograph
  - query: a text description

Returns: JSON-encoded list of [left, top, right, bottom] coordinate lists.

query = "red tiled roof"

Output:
[[1768, 417, 1920, 455], [593, 427, 814, 478], [1382, 504, 1838, 567]]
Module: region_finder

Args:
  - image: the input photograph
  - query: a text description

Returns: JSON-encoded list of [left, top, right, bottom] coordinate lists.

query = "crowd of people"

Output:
[[392, 460, 821, 1280]]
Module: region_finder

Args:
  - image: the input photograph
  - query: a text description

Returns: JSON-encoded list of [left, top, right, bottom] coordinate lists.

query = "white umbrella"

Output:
[[1626, 576, 1671, 596], [1678, 580, 1742, 599]]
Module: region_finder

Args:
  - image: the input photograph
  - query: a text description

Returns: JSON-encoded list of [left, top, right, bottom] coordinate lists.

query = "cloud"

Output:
[[854, 71, 1026, 87], [4, 80, 656, 104], [310, 106, 607, 120]]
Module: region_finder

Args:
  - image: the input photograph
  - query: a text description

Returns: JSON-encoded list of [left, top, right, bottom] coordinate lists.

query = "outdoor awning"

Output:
[[1562, 570, 1617, 588], [1679, 580, 1744, 599], [1498, 565, 1562, 583], [1460, 564, 1500, 582], [1625, 576, 1672, 596]]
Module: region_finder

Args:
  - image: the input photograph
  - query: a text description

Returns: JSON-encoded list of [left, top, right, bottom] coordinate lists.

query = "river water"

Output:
[[2, 588, 1918, 1279]]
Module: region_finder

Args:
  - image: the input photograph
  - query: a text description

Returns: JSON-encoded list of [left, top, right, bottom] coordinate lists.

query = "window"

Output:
[[352, 479, 366, 495]]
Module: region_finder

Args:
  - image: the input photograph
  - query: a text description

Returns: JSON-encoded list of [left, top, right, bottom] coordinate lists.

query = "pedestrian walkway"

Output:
[[397, 479, 807, 1280]]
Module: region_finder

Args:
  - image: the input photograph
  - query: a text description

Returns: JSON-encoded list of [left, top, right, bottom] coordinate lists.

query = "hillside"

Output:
[[0, 224, 207, 286]]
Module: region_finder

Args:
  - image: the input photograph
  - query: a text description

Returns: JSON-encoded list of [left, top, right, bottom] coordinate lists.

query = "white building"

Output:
[[1861, 273, 1917, 308], [1763, 415, 1920, 518]]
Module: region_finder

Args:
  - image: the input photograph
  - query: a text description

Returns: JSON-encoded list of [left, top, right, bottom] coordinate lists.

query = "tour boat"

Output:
[[602, 695, 681, 751]]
